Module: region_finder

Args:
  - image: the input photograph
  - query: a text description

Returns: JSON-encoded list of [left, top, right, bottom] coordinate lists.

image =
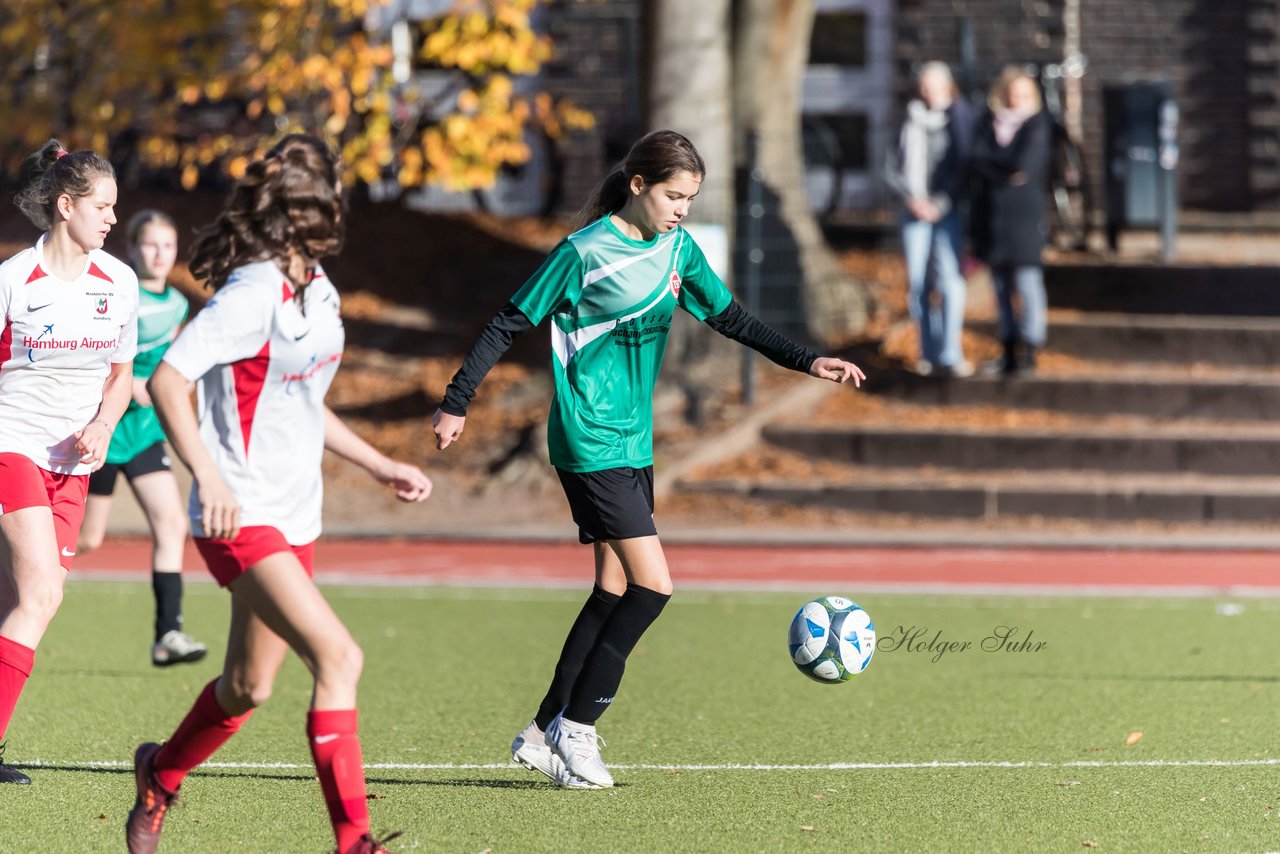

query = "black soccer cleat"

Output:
[[0, 741, 31, 784]]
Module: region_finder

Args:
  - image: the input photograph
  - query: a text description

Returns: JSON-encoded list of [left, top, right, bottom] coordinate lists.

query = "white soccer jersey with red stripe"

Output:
[[0, 237, 139, 474], [163, 261, 343, 545]]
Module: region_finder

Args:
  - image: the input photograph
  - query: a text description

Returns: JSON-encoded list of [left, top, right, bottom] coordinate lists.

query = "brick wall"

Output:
[[1245, 0, 1280, 208], [540, 0, 646, 215], [535, 0, 1275, 214], [1079, 0, 1251, 211], [896, 0, 1277, 212]]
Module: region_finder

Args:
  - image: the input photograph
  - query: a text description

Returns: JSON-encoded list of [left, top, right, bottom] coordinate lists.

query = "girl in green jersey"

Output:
[[433, 130, 864, 789], [78, 211, 207, 667]]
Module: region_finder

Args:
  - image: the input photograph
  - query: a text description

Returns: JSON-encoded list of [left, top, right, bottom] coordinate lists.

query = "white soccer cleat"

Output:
[[151, 630, 208, 667], [511, 720, 561, 782], [545, 712, 614, 789], [510, 720, 601, 789]]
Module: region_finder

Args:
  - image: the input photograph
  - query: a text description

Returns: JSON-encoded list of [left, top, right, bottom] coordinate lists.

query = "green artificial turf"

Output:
[[5, 582, 1278, 852]]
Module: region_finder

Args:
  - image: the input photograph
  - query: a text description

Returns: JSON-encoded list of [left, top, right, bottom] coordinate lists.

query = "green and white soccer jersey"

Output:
[[106, 285, 189, 464], [512, 216, 732, 472]]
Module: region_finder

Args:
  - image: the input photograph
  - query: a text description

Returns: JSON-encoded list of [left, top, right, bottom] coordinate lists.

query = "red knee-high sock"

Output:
[[0, 635, 34, 740], [153, 679, 253, 792], [307, 709, 370, 853]]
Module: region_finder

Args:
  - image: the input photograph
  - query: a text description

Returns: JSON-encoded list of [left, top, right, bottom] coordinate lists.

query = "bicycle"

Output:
[[1029, 55, 1093, 251]]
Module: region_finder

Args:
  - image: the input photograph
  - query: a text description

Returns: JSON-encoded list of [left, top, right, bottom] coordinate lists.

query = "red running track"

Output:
[[72, 538, 1280, 595]]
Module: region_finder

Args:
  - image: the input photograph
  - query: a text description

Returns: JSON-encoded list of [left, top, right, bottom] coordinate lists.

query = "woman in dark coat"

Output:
[[970, 66, 1052, 374]]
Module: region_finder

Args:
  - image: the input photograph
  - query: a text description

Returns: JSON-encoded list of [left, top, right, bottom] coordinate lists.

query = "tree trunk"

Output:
[[649, 0, 734, 233], [733, 0, 870, 346], [648, 0, 737, 415]]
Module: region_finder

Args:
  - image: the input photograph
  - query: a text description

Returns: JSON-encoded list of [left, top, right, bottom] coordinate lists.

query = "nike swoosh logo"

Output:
[[293, 330, 311, 341], [313, 733, 339, 745], [27, 302, 55, 312], [61, 546, 76, 557]]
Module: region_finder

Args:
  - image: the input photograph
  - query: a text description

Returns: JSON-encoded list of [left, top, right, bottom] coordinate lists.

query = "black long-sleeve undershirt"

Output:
[[438, 299, 819, 417], [438, 303, 534, 417], [703, 300, 819, 373]]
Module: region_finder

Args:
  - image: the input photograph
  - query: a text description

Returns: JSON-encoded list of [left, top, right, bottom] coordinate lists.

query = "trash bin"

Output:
[[1103, 82, 1178, 258]]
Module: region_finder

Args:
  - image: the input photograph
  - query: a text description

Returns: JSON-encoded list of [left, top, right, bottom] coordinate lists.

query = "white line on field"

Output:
[[18, 759, 1280, 771]]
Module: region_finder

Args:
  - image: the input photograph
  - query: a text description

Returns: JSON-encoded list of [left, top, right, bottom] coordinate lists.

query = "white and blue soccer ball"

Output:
[[788, 596, 875, 683]]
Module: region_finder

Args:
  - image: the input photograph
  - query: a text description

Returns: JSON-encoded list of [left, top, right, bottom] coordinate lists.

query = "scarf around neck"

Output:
[[993, 107, 1037, 147], [902, 99, 950, 199]]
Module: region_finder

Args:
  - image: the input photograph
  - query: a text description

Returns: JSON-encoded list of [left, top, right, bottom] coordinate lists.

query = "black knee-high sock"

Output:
[[534, 585, 622, 730], [152, 571, 184, 642], [565, 583, 670, 726]]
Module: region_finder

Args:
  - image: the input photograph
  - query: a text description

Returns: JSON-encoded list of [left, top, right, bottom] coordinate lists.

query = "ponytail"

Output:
[[574, 130, 705, 229], [576, 168, 630, 228]]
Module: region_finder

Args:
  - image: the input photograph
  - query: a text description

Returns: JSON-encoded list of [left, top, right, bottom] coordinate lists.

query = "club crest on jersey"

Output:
[[95, 297, 108, 315], [668, 270, 681, 297]]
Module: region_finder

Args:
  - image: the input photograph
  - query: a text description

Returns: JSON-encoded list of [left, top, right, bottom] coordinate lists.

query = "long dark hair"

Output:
[[189, 134, 344, 293], [13, 139, 116, 231], [577, 130, 705, 227]]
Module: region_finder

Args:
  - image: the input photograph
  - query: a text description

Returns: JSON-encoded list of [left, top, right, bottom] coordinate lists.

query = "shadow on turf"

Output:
[[41, 669, 154, 679], [18, 766, 578, 790], [1004, 672, 1280, 683], [17, 765, 134, 776]]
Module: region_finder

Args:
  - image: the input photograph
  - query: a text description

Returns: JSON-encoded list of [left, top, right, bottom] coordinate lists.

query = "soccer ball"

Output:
[[788, 596, 875, 683]]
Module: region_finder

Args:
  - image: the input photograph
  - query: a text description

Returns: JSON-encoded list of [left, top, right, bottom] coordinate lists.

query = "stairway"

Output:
[[674, 262, 1280, 530]]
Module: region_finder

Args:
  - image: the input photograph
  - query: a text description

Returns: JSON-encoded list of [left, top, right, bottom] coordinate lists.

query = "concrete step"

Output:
[[870, 366, 1280, 420], [1045, 264, 1280, 315], [681, 467, 1280, 524], [676, 445, 1280, 524], [971, 313, 1280, 367], [760, 423, 1280, 477]]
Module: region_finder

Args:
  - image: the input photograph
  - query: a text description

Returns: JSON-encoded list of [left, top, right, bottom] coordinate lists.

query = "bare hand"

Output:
[[197, 472, 241, 541], [907, 198, 941, 223], [1010, 171, 1028, 187], [433, 409, 466, 450], [809, 357, 866, 387], [132, 377, 152, 408], [373, 457, 433, 503], [74, 420, 113, 471]]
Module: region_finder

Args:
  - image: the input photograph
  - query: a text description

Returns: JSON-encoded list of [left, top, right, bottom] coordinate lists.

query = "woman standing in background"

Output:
[[884, 61, 975, 378], [970, 66, 1052, 375]]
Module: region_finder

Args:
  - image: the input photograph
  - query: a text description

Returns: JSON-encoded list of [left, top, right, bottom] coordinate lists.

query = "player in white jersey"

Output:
[[78, 210, 207, 668], [126, 135, 429, 854], [0, 141, 137, 785]]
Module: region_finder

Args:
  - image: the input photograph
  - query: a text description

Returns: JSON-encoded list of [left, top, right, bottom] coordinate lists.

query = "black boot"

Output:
[[1021, 344, 1038, 373], [1000, 338, 1019, 375], [981, 339, 1019, 377], [0, 742, 30, 784]]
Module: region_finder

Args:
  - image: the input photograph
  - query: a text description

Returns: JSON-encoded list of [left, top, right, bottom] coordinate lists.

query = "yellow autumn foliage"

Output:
[[0, 0, 592, 191]]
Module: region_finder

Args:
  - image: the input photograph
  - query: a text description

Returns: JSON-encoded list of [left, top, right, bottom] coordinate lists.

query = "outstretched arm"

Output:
[[433, 302, 534, 449], [704, 301, 865, 387], [325, 407, 431, 502]]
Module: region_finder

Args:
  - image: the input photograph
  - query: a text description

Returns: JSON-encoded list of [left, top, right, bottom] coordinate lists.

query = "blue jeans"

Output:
[[901, 211, 966, 367], [991, 265, 1047, 347]]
